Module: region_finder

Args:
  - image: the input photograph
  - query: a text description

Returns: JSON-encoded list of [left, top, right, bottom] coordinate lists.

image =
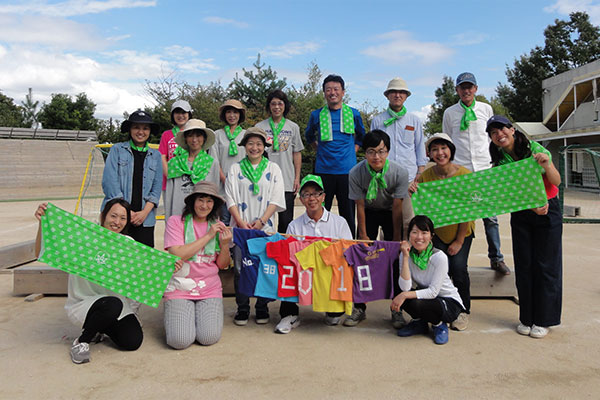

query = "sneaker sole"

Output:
[[233, 319, 248, 326], [275, 320, 300, 334], [343, 317, 365, 327], [71, 356, 90, 364], [450, 323, 467, 331], [255, 318, 269, 325]]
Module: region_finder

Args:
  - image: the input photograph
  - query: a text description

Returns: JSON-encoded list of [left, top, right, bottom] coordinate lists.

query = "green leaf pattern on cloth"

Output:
[[38, 203, 178, 308], [412, 158, 547, 228]]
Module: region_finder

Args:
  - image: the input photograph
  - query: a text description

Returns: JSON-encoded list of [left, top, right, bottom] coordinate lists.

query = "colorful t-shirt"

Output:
[[344, 241, 400, 303], [233, 228, 267, 298], [319, 239, 357, 302], [266, 236, 299, 298], [159, 129, 179, 190], [248, 234, 299, 302], [163, 216, 222, 300], [289, 239, 318, 306], [296, 240, 352, 314]]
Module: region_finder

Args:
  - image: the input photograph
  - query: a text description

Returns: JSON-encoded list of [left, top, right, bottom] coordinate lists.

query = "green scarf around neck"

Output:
[[129, 139, 148, 152], [459, 100, 477, 131], [410, 242, 433, 271], [167, 146, 214, 184], [319, 104, 355, 141], [184, 213, 220, 259], [224, 125, 242, 156], [269, 117, 286, 151], [384, 106, 407, 127], [366, 159, 389, 201], [239, 156, 268, 195]]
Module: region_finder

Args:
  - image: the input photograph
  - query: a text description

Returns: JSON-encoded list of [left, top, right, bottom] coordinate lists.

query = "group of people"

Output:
[[33, 71, 563, 363]]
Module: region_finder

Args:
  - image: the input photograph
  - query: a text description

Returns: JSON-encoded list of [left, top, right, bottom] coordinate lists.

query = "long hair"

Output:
[[181, 193, 223, 222], [100, 198, 131, 234], [489, 129, 531, 166]]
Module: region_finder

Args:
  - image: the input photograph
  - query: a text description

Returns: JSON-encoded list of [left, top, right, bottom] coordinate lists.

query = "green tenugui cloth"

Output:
[[38, 203, 178, 308], [412, 158, 548, 228]]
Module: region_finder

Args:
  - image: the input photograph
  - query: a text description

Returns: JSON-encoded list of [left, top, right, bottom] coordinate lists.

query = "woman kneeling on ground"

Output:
[[163, 181, 232, 349], [390, 215, 466, 345], [34, 199, 158, 364]]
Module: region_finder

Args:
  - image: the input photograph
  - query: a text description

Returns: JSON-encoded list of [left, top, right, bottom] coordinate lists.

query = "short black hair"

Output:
[[362, 129, 390, 151], [265, 90, 290, 117], [170, 108, 192, 125], [181, 193, 223, 222], [323, 74, 345, 91], [428, 139, 456, 161], [184, 129, 207, 141], [407, 215, 435, 235], [100, 198, 131, 234]]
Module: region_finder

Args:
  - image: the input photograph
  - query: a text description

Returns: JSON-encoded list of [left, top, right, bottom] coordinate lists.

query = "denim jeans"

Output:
[[433, 234, 473, 312], [483, 216, 504, 262]]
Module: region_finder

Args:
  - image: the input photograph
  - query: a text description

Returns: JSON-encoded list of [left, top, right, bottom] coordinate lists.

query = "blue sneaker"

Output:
[[432, 323, 449, 345], [397, 319, 428, 337]]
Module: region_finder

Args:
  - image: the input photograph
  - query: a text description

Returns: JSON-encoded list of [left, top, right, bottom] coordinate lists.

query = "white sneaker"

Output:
[[516, 323, 531, 336], [450, 312, 469, 331], [530, 325, 549, 338], [274, 315, 300, 334], [70, 339, 90, 364]]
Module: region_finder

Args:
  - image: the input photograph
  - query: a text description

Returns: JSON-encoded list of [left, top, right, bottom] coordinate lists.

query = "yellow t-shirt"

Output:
[[418, 165, 475, 244], [296, 240, 352, 314]]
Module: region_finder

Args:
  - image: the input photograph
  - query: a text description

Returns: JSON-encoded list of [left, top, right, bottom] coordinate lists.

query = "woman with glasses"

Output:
[[255, 90, 304, 233]]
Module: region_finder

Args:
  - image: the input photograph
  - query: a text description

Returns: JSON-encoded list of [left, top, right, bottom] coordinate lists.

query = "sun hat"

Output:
[[183, 181, 225, 207], [456, 72, 477, 87], [486, 115, 512, 133], [120, 110, 160, 135], [175, 119, 216, 151], [384, 77, 411, 97], [299, 174, 324, 191], [425, 133, 454, 152], [219, 99, 246, 124], [239, 126, 271, 147]]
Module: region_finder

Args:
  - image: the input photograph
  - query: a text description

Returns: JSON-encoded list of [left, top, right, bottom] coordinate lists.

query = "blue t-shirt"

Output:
[[233, 228, 267, 298], [305, 106, 365, 174], [248, 234, 299, 302]]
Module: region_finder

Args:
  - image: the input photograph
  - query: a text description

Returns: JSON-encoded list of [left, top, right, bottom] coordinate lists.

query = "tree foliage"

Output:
[[497, 11, 600, 122], [21, 88, 40, 128], [0, 91, 25, 127], [38, 93, 99, 130]]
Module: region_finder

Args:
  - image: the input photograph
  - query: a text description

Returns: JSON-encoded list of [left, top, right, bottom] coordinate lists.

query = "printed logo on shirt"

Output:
[[365, 248, 385, 261], [95, 251, 109, 265]]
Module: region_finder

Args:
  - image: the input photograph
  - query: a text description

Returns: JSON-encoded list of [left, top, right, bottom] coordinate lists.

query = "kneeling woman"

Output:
[[390, 215, 465, 345], [34, 199, 145, 364], [163, 181, 232, 349]]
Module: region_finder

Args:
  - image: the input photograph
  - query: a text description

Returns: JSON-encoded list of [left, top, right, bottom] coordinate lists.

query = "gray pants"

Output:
[[164, 298, 223, 350]]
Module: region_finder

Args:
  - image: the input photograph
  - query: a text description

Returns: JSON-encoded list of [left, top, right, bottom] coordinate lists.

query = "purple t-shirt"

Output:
[[233, 228, 267, 298], [344, 241, 400, 303]]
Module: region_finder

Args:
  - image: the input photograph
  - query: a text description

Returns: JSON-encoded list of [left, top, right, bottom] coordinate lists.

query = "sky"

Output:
[[1, 0, 600, 123]]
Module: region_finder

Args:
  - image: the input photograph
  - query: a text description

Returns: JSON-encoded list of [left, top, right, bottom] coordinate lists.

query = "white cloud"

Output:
[[0, 14, 107, 50], [202, 16, 249, 28], [544, 0, 600, 24], [260, 41, 321, 59], [450, 31, 489, 46], [0, 0, 156, 17], [362, 31, 454, 65], [413, 104, 432, 123]]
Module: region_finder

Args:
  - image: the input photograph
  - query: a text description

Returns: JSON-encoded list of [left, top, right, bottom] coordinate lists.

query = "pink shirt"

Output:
[[163, 216, 222, 300], [289, 240, 318, 306], [159, 129, 179, 190]]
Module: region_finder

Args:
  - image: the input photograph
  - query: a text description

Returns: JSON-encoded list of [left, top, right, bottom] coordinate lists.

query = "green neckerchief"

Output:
[[459, 100, 477, 131], [410, 242, 433, 271], [167, 146, 214, 184], [172, 126, 180, 136], [383, 106, 407, 127], [497, 141, 551, 167], [366, 159, 390, 201], [38, 203, 177, 308], [240, 156, 268, 195], [224, 125, 242, 156], [319, 104, 355, 142], [129, 139, 148, 152], [184, 213, 220, 259], [269, 117, 286, 151]]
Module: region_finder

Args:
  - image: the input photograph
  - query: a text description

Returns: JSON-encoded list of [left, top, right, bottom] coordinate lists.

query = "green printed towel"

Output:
[[38, 203, 178, 308], [412, 158, 547, 228]]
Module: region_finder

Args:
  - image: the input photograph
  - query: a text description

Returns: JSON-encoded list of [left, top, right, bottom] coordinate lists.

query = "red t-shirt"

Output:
[[266, 236, 299, 298]]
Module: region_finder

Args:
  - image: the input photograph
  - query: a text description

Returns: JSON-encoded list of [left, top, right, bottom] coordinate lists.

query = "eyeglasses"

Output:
[[300, 191, 324, 199], [365, 149, 388, 157], [270, 101, 285, 107]]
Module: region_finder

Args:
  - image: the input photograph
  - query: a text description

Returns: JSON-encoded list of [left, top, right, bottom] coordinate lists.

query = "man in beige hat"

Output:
[[370, 77, 427, 236]]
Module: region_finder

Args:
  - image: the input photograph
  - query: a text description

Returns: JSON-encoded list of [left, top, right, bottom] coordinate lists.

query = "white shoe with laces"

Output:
[[70, 338, 90, 364], [530, 325, 549, 338], [516, 323, 531, 336], [274, 315, 300, 334]]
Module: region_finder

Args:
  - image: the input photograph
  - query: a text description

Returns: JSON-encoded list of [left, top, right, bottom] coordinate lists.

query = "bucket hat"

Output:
[[184, 181, 225, 208], [219, 99, 246, 124], [120, 110, 160, 135], [175, 119, 216, 151], [239, 127, 271, 147], [384, 77, 411, 97]]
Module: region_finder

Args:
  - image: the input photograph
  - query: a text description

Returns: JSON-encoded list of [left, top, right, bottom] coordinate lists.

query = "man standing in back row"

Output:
[[442, 72, 510, 275], [305, 74, 366, 237]]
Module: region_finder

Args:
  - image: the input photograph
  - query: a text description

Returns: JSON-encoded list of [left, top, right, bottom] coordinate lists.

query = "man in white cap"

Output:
[[442, 72, 509, 275], [371, 77, 428, 236]]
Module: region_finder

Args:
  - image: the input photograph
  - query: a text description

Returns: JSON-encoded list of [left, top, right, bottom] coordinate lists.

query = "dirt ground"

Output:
[[1, 199, 599, 399]]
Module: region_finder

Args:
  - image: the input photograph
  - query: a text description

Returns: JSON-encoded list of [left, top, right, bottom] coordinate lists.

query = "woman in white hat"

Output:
[[408, 133, 474, 331], [163, 181, 232, 349], [164, 119, 220, 220], [255, 90, 304, 233], [159, 100, 193, 193], [225, 127, 286, 325]]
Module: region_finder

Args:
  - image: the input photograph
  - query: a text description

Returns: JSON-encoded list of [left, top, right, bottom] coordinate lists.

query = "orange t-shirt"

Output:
[[319, 239, 357, 302]]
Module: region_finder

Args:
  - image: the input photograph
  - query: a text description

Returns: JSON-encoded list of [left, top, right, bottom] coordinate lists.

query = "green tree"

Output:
[[0, 91, 25, 127], [21, 88, 40, 128], [497, 11, 600, 122], [38, 93, 99, 130], [96, 117, 125, 143], [424, 76, 458, 135]]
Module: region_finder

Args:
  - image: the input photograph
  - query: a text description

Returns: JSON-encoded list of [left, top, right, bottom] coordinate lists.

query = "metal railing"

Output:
[[0, 127, 97, 141]]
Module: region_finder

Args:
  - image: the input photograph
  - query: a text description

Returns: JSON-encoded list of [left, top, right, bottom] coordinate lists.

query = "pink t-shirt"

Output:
[[159, 129, 179, 190], [289, 239, 318, 306], [163, 215, 222, 300]]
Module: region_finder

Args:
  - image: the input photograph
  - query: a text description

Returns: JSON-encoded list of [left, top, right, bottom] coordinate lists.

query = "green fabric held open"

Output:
[[38, 203, 178, 308], [412, 158, 548, 228]]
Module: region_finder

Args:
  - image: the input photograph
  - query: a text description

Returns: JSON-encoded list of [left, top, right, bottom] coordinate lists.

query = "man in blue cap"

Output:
[[442, 72, 510, 286]]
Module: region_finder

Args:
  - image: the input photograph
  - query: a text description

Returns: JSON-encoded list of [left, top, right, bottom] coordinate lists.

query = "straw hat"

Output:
[[239, 127, 271, 147], [183, 181, 225, 207], [384, 77, 411, 97], [175, 119, 216, 151], [218, 99, 246, 124]]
